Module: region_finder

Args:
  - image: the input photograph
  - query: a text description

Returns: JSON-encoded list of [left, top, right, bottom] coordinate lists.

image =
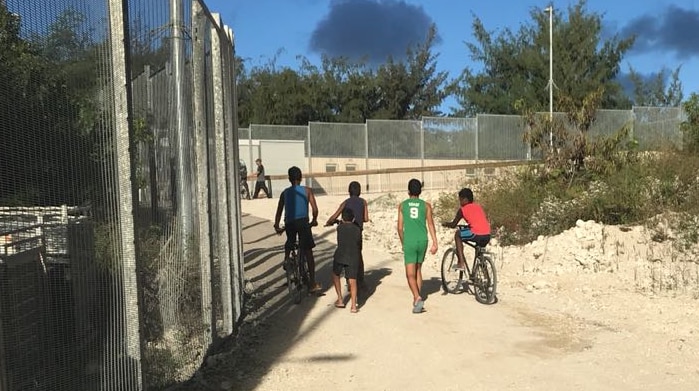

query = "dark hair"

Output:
[[288, 166, 302, 182], [341, 207, 355, 222], [408, 178, 422, 196], [255, 158, 261, 163], [459, 188, 474, 202], [348, 181, 361, 197]]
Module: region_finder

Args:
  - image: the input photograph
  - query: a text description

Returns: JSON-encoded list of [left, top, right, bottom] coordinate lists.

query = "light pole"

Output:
[[544, 5, 554, 149]]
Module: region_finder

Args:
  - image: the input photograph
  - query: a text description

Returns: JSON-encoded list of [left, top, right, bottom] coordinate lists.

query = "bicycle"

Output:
[[275, 221, 318, 304], [440, 224, 498, 304]]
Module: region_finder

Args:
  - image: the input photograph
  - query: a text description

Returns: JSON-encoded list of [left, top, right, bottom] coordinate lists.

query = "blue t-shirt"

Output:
[[283, 185, 309, 222]]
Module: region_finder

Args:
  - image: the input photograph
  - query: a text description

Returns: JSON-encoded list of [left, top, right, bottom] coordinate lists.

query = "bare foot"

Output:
[[350, 306, 358, 313]]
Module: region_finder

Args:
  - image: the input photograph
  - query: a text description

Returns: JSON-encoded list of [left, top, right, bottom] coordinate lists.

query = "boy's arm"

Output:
[[396, 203, 404, 245], [307, 187, 319, 224], [363, 198, 370, 223], [326, 201, 346, 225], [426, 202, 438, 254], [273, 191, 285, 231], [444, 208, 463, 228]]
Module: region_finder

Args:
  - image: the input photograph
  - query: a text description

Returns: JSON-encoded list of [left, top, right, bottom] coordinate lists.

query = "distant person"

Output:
[[253, 158, 270, 199], [274, 166, 321, 293], [239, 159, 251, 200], [397, 179, 438, 314], [326, 181, 369, 287], [331, 208, 362, 313], [442, 188, 491, 270]]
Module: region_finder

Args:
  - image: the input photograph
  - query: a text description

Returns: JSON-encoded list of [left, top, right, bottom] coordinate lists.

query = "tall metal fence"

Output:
[[0, 0, 242, 390], [239, 107, 685, 194]]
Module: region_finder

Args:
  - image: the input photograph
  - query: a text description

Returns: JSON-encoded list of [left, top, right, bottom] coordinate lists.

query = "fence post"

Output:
[[307, 123, 312, 188], [224, 25, 244, 325], [420, 119, 425, 185], [170, 0, 193, 248], [210, 12, 234, 336], [108, 0, 143, 387], [364, 121, 369, 192], [475, 114, 480, 162], [191, 0, 214, 343]]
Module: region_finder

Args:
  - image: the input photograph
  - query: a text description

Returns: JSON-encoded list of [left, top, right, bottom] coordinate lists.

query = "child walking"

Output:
[[326, 181, 369, 286], [331, 208, 362, 313]]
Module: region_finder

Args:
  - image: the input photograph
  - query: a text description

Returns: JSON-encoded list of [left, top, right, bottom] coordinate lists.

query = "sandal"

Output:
[[350, 307, 359, 313], [308, 283, 322, 293], [334, 301, 346, 309]]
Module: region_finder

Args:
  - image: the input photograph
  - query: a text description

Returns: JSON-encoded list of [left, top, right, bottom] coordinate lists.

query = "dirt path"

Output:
[[175, 198, 699, 391]]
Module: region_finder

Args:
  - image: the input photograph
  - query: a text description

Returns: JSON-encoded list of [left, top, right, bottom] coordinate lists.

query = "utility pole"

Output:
[[545, 5, 554, 149]]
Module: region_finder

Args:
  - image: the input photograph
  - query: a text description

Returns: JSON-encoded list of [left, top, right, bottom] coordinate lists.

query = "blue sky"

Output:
[[205, 0, 699, 112]]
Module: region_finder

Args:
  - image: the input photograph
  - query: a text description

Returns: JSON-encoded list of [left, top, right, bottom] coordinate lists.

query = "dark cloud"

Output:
[[309, 0, 439, 64], [619, 5, 699, 59]]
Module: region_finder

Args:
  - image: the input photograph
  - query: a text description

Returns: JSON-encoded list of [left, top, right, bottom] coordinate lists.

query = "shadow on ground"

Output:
[[166, 213, 392, 391]]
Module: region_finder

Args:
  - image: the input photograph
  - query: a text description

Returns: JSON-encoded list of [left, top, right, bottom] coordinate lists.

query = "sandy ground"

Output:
[[174, 191, 699, 391]]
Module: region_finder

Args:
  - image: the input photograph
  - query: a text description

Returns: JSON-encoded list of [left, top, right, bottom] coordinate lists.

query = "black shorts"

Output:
[[333, 260, 359, 280], [285, 218, 315, 252]]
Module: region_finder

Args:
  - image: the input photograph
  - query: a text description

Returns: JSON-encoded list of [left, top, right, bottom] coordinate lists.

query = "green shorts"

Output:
[[403, 240, 428, 264]]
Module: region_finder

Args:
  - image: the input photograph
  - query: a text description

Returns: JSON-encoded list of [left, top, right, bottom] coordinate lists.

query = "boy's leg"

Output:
[[357, 251, 365, 285], [348, 278, 358, 312], [299, 221, 320, 291], [405, 263, 421, 305], [454, 230, 466, 268], [332, 271, 343, 307], [416, 262, 423, 295], [305, 249, 318, 290], [252, 182, 260, 198]]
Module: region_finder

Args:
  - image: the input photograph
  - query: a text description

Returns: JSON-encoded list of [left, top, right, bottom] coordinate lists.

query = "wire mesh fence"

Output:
[[244, 109, 685, 194], [0, 0, 242, 390]]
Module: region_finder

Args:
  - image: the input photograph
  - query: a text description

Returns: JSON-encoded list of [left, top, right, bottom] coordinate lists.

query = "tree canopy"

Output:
[[451, 0, 635, 116]]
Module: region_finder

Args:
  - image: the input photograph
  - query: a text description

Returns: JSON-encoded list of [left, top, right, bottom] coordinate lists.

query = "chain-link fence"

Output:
[[242, 108, 685, 194], [0, 0, 243, 390]]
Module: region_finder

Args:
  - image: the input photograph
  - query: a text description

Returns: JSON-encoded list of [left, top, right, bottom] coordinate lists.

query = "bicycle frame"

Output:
[[440, 226, 497, 304]]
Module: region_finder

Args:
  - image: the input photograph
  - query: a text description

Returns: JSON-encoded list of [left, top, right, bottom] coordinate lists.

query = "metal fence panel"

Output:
[[422, 116, 477, 160], [477, 114, 529, 160], [309, 122, 366, 157], [366, 119, 421, 159], [0, 0, 142, 388], [633, 106, 684, 150], [1, 0, 243, 389]]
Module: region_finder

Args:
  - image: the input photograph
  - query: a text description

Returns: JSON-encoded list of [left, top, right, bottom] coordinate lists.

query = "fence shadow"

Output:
[[168, 213, 386, 390]]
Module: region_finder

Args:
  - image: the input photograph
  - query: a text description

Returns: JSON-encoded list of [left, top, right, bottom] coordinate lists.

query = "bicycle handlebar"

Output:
[[324, 219, 341, 227], [274, 220, 318, 235], [442, 222, 470, 229]]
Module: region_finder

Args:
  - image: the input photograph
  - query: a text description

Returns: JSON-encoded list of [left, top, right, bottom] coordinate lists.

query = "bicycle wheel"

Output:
[[441, 248, 464, 294], [285, 257, 302, 304], [473, 254, 497, 304]]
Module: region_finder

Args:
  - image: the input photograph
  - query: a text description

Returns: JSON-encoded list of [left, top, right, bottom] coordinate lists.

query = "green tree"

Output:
[[374, 24, 448, 119], [680, 93, 699, 153], [453, 0, 633, 116], [628, 66, 683, 107], [0, 6, 101, 206]]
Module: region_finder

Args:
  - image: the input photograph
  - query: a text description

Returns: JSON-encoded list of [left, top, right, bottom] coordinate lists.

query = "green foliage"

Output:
[[462, 150, 699, 246], [680, 93, 699, 153], [628, 65, 683, 107], [452, 0, 633, 116], [0, 6, 102, 206], [236, 24, 449, 126]]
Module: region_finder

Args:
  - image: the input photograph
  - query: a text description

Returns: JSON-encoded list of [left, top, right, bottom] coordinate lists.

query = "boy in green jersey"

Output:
[[397, 179, 438, 313]]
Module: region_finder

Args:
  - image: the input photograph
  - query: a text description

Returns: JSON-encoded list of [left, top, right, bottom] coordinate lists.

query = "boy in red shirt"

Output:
[[443, 188, 491, 271]]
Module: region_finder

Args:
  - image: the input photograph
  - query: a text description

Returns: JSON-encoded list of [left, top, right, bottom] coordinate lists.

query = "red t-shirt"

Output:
[[460, 203, 490, 235]]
